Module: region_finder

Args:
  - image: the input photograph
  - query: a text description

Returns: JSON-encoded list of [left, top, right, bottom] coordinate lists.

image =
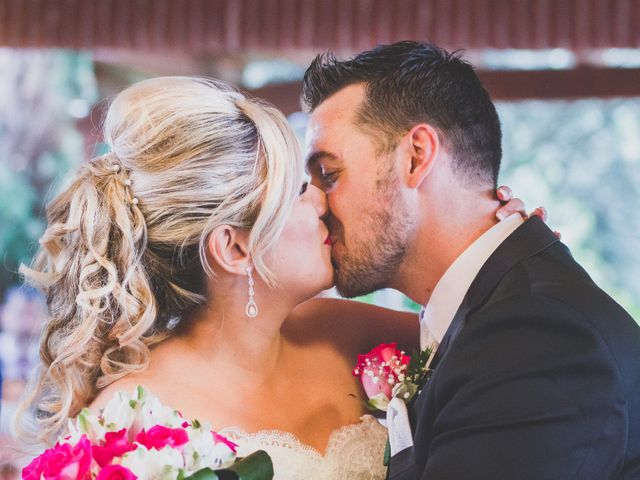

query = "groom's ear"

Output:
[[206, 225, 251, 276], [405, 124, 440, 189]]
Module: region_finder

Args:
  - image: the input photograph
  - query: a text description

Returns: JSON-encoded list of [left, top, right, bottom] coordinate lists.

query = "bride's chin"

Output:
[[322, 278, 336, 292], [311, 273, 336, 298], [327, 270, 336, 288]]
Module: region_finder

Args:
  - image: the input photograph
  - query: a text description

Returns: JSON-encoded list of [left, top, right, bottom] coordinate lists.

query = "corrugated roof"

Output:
[[1, 0, 638, 52]]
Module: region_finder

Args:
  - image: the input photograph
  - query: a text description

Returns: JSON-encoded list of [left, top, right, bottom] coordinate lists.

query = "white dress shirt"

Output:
[[420, 213, 524, 350]]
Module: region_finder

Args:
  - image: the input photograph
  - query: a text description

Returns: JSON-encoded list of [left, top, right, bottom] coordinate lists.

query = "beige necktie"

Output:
[[419, 305, 440, 352]]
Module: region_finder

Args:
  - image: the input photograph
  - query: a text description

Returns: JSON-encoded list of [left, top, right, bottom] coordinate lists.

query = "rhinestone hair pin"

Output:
[[111, 162, 138, 205]]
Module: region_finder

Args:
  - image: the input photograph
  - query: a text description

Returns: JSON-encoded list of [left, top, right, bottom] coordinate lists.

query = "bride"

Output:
[[16, 76, 529, 479]]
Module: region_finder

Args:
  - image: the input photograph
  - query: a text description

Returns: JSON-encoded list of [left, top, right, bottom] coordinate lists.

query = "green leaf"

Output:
[[78, 409, 90, 434], [224, 451, 274, 479], [383, 436, 391, 467], [185, 451, 274, 480], [186, 470, 218, 480], [392, 381, 418, 402], [406, 347, 432, 384], [366, 393, 390, 412]]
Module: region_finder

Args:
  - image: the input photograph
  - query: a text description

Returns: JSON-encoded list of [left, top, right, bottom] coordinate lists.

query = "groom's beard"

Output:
[[330, 187, 412, 298]]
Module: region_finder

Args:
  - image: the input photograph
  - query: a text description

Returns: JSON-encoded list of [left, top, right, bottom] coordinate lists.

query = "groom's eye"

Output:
[[320, 171, 338, 186]]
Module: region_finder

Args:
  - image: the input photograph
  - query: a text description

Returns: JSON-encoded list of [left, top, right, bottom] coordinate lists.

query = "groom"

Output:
[[302, 41, 640, 479]]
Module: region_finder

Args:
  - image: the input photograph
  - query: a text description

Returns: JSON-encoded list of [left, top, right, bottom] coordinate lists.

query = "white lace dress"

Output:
[[219, 415, 388, 479]]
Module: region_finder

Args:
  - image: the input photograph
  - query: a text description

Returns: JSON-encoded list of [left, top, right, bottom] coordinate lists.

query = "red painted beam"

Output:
[[1, 0, 638, 52]]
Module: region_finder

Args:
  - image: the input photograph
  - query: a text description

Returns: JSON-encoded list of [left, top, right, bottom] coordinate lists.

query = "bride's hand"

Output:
[[495, 185, 559, 238]]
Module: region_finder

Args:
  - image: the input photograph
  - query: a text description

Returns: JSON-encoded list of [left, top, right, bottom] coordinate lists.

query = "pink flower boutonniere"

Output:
[[353, 342, 434, 412]]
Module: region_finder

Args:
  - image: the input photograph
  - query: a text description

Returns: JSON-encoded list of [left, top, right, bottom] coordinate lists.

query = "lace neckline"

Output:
[[219, 414, 383, 458]]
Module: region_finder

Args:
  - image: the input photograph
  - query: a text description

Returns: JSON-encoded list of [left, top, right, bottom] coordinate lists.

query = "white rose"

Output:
[[153, 447, 185, 480], [61, 418, 82, 445], [121, 445, 184, 479], [209, 441, 236, 470], [76, 408, 106, 443], [140, 395, 184, 430], [121, 445, 151, 478], [102, 390, 137, 433], [182, 425, 215, 472]]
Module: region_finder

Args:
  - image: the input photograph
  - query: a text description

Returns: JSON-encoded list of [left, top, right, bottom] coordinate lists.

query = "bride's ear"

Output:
[[206, 225, 251, 275]]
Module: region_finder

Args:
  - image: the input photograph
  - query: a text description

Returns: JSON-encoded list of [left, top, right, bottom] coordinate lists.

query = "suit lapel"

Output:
[[388, 217, 560, 479], [388, 218, 559, 478], [428, 216, 559, 371]]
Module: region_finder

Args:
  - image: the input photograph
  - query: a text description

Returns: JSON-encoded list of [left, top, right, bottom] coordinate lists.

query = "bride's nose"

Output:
[[307, 184, 328, 217]]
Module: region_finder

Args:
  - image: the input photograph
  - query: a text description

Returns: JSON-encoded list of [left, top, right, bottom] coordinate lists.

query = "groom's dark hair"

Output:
[[302, 41, 502, 187]]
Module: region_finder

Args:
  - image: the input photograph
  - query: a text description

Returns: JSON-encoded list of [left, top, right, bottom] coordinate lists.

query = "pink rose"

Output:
[[135, 425, 189, 450], [96, 465, 137, 480], [353, 342, 410, 401], [22, 435, 92, 480], [92, 429, 137, 467], [212, 431, 239, 454]]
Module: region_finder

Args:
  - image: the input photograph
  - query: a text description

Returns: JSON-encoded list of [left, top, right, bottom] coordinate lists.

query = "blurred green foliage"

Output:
[[498, 99, 640, 320], [0, 51, 637, 324], [0, 50, 97, 299], [356, 99, 639, 322]]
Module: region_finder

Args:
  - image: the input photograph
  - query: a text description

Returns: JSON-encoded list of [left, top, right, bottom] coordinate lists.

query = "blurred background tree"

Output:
[[1, 1, 639, 475], [0, 50, 638, 320], [0, 50, 97, 298], [499, 99, 640, 319]]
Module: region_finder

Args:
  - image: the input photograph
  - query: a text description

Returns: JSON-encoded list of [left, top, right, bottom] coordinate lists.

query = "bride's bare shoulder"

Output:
[[88, 336, 197, 412], [287, 297, 419, 356], [88, 379, 137, 412], [88, 371, 161, 413]]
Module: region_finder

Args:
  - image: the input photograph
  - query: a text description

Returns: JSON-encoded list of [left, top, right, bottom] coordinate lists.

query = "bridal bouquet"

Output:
[[22, 386, 273, 480]]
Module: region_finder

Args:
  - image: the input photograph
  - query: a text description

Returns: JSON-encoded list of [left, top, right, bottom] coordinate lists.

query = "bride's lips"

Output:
[[324, 236, 333, 246]]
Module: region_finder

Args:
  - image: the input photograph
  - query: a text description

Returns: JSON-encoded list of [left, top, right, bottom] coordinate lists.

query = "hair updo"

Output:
[[16, 76, 303, 444]]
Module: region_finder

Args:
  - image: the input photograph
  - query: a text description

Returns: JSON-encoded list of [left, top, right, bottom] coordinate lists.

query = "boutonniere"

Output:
[[352, 342, 435, 413]]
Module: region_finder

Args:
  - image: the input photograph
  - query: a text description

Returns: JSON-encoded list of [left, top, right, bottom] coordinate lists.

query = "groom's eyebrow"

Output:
[[305, 151, 338, 169]]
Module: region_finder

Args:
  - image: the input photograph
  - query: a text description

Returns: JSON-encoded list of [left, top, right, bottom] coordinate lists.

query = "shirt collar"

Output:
[[419, 214, 525, 349]]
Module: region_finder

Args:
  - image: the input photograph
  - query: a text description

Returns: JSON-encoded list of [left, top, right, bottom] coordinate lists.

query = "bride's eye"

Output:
[[299, 182, 309, 195]]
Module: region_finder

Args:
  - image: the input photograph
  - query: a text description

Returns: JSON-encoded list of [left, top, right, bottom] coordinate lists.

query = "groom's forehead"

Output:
[[307, 84, 365, 131], [305, 85, 369, 167], [305, 115, 343, 159]]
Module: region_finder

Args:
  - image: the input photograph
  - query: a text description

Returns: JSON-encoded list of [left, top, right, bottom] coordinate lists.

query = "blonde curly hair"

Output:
[[15, 76, 303, 445]]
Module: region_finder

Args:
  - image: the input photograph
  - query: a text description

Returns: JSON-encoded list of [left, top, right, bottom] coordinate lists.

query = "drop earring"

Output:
[[245, 265, 258, 318]]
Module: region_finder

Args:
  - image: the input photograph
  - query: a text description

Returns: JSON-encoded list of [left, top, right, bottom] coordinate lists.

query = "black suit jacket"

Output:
[[388, 217, 640, 480]]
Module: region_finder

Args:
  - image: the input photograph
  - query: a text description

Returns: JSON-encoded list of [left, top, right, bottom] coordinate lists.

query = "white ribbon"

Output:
[[386, 396, 414, 456]]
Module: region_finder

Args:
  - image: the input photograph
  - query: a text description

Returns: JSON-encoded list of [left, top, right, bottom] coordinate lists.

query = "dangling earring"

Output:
[[245, 265, 258, 318]]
